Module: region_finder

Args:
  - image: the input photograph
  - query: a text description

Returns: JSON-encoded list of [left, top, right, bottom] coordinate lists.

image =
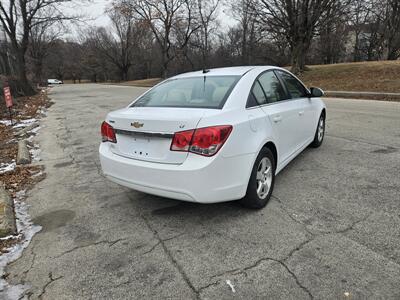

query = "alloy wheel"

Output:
[[318, 117, 325, 142], [256, 157, 273, 199]]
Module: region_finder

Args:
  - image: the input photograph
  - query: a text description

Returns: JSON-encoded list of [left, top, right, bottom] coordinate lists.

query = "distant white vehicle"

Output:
[[48, 79, 63, 85]]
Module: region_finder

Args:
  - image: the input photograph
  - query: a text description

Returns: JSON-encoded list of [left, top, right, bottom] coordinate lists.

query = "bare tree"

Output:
[[28, 18, 62, 85], [127, 0, 200, 78], [349, 0, 376, 61], [229, 0, 263, 65], [315, 0, 350, 64], [0, 0, 82, 95], [0, 25, 14, 76], [256, 0, 336, 73], [88, 2, 141, 81], [195, 0, 220, 69], [384, 0, 400, 60], [45, 39, 67, 81], [79, 38, 111, 82]]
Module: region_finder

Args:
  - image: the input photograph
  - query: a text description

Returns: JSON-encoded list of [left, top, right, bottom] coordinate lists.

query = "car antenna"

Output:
[[202, 68, 209, 91]]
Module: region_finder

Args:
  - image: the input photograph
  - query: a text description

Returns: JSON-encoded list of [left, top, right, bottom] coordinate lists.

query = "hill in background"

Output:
[[299, 60, 400, 93]]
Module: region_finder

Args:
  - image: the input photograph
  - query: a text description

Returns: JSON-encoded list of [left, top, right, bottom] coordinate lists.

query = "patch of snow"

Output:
[[12, 119, 38, 129], [0, 161, 16, 175], [29, 148, 41, 163], [39, 108, 47, 117], [0, 190, 42, 300], [31, 171, 43, 178], [0, 120, 12, 126], [226, 280, 236, 293], [26, 135, 35, 142], [20, 119, 37, 125], [29, 126, 41, 134]]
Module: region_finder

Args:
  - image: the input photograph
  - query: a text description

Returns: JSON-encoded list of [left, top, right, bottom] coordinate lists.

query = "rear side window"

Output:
[[251, 81, 267, 105], [131, 76, 240, 109], [258, 71, 288, 103], [247, 71, 288, 108], [276, 70, 308, 99]]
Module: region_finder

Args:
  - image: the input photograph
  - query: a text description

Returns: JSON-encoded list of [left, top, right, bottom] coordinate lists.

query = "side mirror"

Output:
[[309, 87, 324, 98]]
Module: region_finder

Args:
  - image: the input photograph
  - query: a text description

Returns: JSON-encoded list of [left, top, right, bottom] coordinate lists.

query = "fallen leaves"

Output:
[[0, 165, 45, 193]]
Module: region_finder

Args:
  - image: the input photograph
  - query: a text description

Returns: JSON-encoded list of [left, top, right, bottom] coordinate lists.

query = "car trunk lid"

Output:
[[107, 107, 206, 164]]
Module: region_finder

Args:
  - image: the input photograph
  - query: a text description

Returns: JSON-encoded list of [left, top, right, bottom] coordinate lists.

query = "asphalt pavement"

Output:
[[4, 84, 400, 299]]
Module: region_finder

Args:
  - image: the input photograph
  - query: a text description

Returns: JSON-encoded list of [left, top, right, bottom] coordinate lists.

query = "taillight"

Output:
[[171, 129, 195, 152], [170, 125, 232, 157], [101, 121, 117, 143]]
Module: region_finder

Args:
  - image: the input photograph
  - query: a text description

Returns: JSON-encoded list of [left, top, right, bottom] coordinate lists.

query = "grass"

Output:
[[102, 61, 400, 97], [297, 60, 400, 93]]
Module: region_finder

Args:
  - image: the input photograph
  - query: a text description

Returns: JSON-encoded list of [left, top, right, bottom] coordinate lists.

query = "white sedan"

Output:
[[48, 79, 63, 85], [99, 66, 326, 208]]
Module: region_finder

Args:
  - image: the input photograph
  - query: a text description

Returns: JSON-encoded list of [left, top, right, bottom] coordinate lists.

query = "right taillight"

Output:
[[101, 121, 117, 143], [170, 125, 232, 157]]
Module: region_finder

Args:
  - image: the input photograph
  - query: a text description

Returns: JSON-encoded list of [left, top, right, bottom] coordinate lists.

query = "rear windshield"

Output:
[[131, 76, 240, 109]]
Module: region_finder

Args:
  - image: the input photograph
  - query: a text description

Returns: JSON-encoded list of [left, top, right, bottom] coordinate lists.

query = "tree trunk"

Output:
[[161, 51, 168, 79], [202, 43, 208, 70], [291, 42, 307, 74], [0, 51, 12, 75], [353, 31, 360, 62], [16, 50, 35, 96], [34, 61, 43, 85], [122, 66, 129, 81]]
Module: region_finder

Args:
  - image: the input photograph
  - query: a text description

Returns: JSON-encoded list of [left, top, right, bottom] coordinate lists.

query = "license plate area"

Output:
[[131, 135, 152, 158], [114, 130, 173, 161]]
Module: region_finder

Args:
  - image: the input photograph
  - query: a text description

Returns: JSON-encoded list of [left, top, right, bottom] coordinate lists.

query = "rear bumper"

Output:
[[99, 143, 254, 203]]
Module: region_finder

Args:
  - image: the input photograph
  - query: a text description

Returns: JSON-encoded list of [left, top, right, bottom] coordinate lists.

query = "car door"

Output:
[[248, 71, 301, 165], [275, 70, 315, 147]]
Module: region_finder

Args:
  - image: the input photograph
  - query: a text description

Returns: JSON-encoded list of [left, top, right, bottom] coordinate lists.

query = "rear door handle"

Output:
[[273, 115, 282, 123], [298, 111, 304, 116]]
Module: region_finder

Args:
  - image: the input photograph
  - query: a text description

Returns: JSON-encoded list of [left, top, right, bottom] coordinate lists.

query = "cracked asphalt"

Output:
[[4, 84, 400, 299]]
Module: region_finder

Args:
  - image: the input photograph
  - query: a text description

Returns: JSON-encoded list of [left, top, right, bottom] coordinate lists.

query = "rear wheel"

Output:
[[310, 113, 325, 148], [240, 147, 275, 209]]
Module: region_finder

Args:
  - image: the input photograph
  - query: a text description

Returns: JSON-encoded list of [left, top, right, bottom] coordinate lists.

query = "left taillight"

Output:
[[101, 121, 117, 143]]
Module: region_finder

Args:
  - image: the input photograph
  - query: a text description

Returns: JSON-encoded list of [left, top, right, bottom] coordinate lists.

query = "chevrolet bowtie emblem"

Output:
[[131, 122, 144, 128]]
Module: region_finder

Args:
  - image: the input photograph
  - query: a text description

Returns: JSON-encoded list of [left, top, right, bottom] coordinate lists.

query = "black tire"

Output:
[[310, 113, 325, 148], [240, 147, 276, 209]]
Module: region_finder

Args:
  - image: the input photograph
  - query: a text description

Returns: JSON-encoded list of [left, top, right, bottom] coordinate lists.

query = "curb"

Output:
[[325, 91, 400, 101], [17, 140, 31, 165], [0, 184, 17, 238]]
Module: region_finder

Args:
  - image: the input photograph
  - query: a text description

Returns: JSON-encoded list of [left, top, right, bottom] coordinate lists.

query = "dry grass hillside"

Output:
[[120, 61, 400, 94], [298, 60, 400, 93], [104, 61, 400, 97]]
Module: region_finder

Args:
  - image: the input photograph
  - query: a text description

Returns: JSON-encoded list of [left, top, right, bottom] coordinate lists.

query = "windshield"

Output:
[[131, 76, 240, 109]]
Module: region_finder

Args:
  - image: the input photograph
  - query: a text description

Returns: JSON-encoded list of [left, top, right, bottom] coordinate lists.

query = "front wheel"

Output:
[[310, 113, 325, 148], [240, 147, 275, 209]]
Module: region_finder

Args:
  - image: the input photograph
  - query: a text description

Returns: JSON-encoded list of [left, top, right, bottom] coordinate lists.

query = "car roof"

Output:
[[172, 66, 280, 79]]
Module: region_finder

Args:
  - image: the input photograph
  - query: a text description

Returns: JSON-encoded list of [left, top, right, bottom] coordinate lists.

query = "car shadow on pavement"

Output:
[[130, 191, 257, 220], [151, 200, 243, 216]]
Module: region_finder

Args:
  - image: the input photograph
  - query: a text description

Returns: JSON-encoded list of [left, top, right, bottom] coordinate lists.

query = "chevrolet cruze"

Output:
[[99, 66, 326, 208]]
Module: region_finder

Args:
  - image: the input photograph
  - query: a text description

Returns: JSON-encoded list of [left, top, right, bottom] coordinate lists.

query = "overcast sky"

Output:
[[80, 0, 111, 27], [67, 0, 235, 37]]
